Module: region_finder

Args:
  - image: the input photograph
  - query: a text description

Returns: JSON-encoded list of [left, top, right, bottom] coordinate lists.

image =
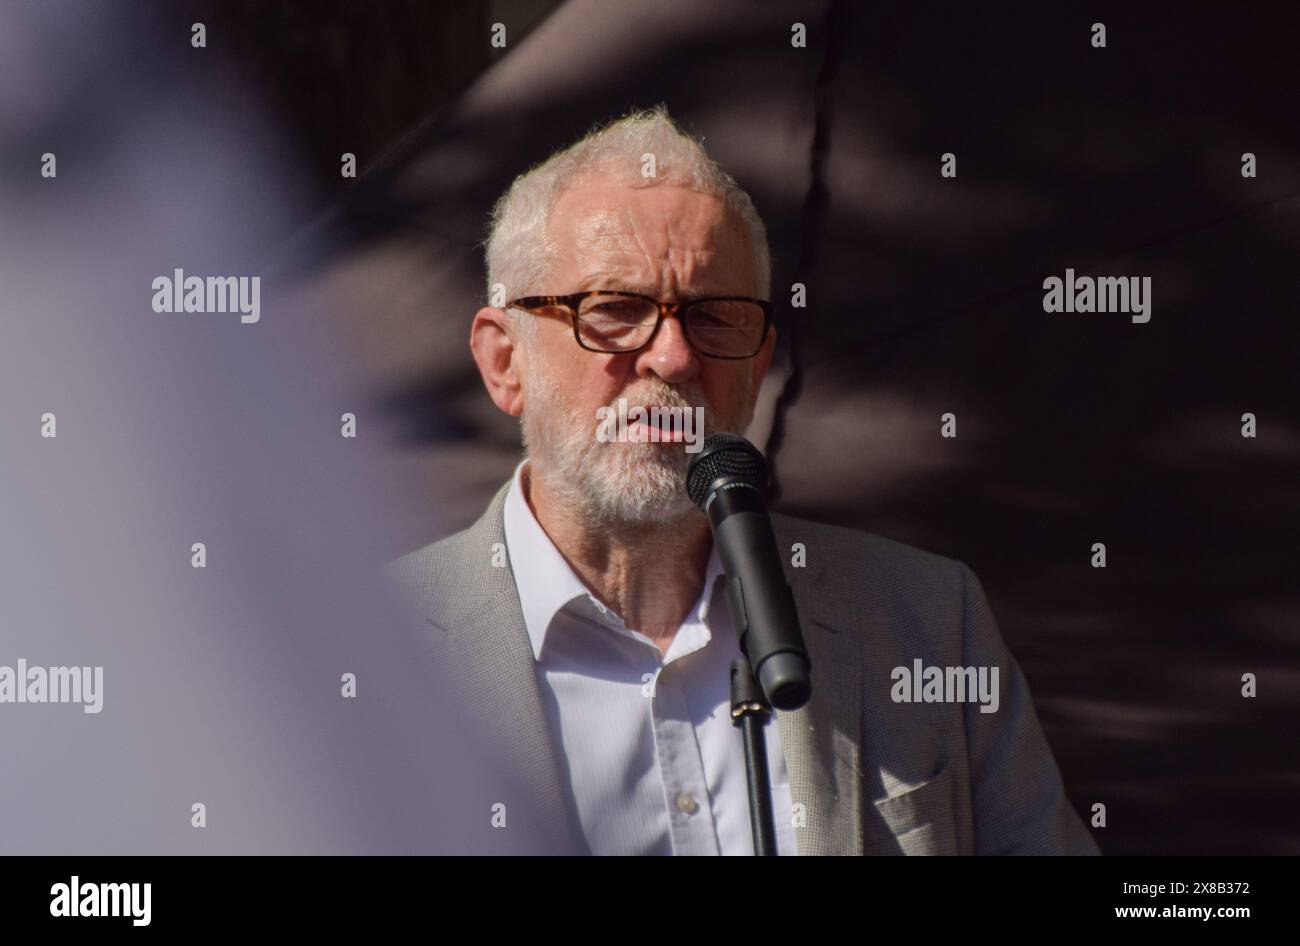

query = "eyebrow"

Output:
[[576, 276, 658, 295], [578, 279, 716, 299]]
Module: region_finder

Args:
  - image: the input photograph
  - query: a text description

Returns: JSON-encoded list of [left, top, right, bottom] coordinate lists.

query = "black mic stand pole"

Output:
[[730, 656, 778, 856]]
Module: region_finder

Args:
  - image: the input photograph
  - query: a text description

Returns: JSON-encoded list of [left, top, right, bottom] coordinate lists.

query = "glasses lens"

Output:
[[576, 294, 658, 351], [684, 300, 766, 357]]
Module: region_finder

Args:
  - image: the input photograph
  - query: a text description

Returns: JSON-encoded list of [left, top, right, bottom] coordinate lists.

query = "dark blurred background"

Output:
[[37, 0, 1300, 853]]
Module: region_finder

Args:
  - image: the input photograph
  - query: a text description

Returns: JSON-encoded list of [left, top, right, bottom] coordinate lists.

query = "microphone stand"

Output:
[[730, 656, 778, 856]]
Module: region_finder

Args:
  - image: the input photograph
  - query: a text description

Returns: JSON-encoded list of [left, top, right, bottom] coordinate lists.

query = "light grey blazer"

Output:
[[384, 481, 1100, 856]]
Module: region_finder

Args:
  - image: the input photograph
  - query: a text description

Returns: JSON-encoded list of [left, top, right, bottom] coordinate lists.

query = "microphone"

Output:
[[687, 433, 811, 710]]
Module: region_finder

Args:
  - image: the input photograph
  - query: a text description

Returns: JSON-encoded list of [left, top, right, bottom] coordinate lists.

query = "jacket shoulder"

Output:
[[380, 480, 512, 623], [383, 525, 469, 591], [771, 510, 968, 590]]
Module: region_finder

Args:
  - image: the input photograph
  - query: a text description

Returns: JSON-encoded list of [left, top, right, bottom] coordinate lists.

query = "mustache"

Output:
[[593, 386, 745, 438], [604, 385, 702, 411]]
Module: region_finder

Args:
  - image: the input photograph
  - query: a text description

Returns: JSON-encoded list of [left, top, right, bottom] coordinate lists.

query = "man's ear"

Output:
[[470, 306, 525, 417]]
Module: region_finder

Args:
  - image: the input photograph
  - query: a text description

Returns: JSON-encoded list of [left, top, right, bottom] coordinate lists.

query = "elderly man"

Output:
[[386, 106, 1098, 856]]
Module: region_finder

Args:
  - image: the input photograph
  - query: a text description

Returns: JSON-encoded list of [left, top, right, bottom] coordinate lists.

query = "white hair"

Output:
[[483, 104, 771, 329]]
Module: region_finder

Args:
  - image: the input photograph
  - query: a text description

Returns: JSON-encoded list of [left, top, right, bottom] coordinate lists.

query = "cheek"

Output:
[[584, 355, 639, 405], [534, 350, 625, 419], [701, 368, 751, 410], [527, 331, 579, 398]]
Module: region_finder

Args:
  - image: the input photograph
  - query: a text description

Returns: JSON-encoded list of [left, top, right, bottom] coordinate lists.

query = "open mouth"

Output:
[[595, 397, 704, 449], [629, 406, 689, 442]]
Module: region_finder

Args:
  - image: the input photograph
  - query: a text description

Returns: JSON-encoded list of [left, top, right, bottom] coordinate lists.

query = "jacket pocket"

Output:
[[861, 762, 961, 855]]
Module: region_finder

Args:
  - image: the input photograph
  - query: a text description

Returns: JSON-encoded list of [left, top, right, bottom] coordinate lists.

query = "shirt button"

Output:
[[675, 792, 699, 815]]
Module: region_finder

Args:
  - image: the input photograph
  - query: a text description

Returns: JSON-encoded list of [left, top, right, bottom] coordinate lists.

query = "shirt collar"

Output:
[[501, 459, 725, 662]]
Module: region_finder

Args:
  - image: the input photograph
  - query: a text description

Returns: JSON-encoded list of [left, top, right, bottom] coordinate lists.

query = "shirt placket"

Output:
[[649, 654, 720, 856]]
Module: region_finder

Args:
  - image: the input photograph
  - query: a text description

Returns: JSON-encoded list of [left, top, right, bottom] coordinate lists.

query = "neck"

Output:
[[522, 462, 712, 654]]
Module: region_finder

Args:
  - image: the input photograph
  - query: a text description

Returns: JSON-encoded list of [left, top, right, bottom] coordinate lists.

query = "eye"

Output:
[[581, 297, 655, 325], [690, 302, 753, 327], [692, 307, 731, 326]]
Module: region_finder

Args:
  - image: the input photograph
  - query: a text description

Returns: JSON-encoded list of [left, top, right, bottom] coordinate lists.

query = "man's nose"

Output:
[[635, 312, 698, 385]]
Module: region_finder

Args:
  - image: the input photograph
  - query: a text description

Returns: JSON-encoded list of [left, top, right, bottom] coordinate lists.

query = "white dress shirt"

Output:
[[502, 461, 796, 855]]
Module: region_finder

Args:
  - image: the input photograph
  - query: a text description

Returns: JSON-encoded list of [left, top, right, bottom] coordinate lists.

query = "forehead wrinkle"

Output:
[[575, 255, 721, 298], [571, 206, 629, 244], [556, 187, 753, 296], [573, 270, 658, 295], [568, 212, 653, 284], [578, 208, 730, 293]]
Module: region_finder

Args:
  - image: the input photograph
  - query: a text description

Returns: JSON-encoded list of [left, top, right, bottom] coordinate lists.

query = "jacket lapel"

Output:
[[772, 518, 865, 855], [413, 483, 589, 854]]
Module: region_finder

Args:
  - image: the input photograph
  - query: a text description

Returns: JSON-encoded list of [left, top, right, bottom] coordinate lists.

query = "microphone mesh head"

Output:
[[686, 432, 768, 509]]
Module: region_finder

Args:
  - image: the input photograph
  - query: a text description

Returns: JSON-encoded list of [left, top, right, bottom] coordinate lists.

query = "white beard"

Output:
[[520, 361, 753, 528]]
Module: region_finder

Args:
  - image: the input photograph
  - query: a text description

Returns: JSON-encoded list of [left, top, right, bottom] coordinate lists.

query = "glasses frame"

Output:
[[505, 290, 773, 360]]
